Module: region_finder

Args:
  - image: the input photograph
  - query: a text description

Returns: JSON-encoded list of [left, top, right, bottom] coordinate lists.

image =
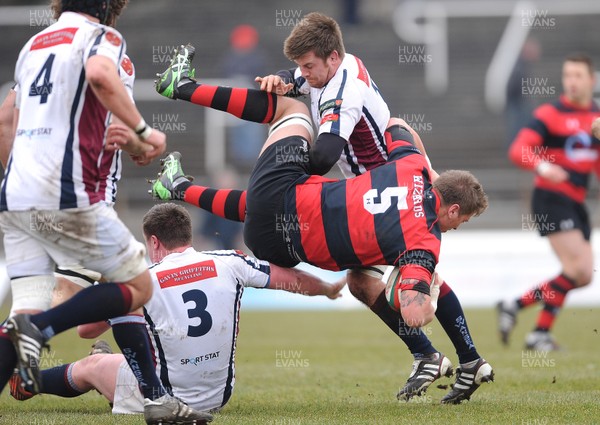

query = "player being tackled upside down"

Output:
[[147, 42, 494, 403], [152, 16, 496, 404], [153, 17, 493, 404]]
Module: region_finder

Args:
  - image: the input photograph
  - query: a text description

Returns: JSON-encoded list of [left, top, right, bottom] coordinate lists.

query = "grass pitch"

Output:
[[0, 307, 598, 425]]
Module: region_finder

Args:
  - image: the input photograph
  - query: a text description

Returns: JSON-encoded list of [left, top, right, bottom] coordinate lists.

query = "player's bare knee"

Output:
[[73, 354, 108, 389], [124, 270, 153, 309], [52, 276, 85, 307], [130, 285, 152, 309], [10, 275, 56, 316], [572, 268, 593, 287], [576, 267, 593, 287], [275, 96, 309, 119], [564, 256, 593, 287], [139, 282, 153, 304], [80, 353, 104, 369], [347, 279, 364, 300], [71, 355, 116, 392], [347, 270, 367, 298], [401, 306, 434, 328], [289, 100, 309, 117], [348, 268, 386, 307]]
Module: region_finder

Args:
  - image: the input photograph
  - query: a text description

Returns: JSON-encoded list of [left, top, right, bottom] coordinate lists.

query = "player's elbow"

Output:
[[0, 90, 15, 132], [401, 301, 435, 328], [0, 103, 13, 129], [508, 133, 537, 170], [309, 151, 337, 175]]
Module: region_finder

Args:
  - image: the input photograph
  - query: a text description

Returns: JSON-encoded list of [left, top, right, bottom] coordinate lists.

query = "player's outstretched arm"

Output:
[[508, 124, 569, 183], [268, 265, 346, 299]]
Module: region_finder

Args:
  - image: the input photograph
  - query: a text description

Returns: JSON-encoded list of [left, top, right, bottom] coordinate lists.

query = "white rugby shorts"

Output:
[[112, 359, 144, 415], [0, 203, 146, 282]]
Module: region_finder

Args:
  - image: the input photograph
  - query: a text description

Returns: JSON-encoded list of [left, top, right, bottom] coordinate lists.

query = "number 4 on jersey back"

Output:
[[29, 53, 55, 104]]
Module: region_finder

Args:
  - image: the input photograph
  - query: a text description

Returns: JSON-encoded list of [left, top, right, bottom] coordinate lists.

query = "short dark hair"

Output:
[[284, 12, 345, 61], [564, 53, 595, 75], [142, 203, 192, 250], [433, 170, 488, 217]]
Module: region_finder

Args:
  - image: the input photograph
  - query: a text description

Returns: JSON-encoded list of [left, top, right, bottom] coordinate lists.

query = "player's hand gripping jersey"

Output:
[[2, 12, 127, 210]]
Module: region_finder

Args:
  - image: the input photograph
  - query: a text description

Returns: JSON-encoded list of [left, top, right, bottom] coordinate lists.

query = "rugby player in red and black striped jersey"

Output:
[[155, 28, 494, 402], [152, 88, 487, 333], [501, 53, 600, 351]]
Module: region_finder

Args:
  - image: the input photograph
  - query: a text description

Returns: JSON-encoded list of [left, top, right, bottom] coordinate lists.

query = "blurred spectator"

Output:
[[195, 168, 244, 251], [505, 37, 541, 147], [220, 24, 269, 170], [221, 24, 267, 80]]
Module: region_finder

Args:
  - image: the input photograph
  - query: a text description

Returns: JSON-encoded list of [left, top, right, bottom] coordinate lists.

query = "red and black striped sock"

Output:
[[178, 180, 247, 222], [516, 283, 545, 308], [535, 274, 577, 331], [176, 81, 277, 124]]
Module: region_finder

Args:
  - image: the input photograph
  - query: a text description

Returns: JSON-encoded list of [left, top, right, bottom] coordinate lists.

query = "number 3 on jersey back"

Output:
[[182, 289, 213, 337], [29, 54, 55, 104]]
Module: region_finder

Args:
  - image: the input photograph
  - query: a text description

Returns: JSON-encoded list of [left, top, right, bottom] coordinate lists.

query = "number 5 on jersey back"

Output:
[[363, 186, 409, 214]]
